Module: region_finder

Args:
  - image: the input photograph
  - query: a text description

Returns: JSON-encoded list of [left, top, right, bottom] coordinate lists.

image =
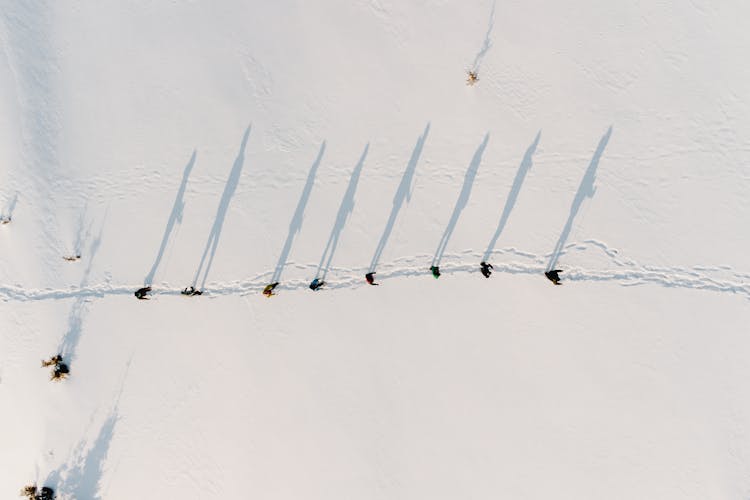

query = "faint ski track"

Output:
[[1, 241, 748, 301]]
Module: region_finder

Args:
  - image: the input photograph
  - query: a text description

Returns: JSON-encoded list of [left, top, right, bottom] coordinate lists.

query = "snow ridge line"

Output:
[[1, 242, 748, 301]]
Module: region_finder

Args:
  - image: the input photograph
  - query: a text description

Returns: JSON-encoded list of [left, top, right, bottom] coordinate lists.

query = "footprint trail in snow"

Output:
[[1, 240, 748, 302]]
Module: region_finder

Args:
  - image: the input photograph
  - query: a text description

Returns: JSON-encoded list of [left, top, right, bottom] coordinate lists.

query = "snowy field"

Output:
[[2, 1, 750, 498]]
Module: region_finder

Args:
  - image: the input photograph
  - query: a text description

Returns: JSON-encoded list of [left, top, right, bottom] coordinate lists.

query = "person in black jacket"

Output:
[[42, 354, 69, 381], [365, 272, 379, 286], [51, 362, 70, 381], [134, 286, 152, 299], [545, 270, 563, 285], [480, 261, 493, 278], [39, 487, 55, 500]]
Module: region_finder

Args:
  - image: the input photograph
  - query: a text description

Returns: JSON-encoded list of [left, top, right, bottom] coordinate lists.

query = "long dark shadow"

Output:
[[471, 0, 496, 73], [2, 192, 18, 219], [58, 297, 86, 362], [271, 142, 326, 284], [483, 131, 541, 262], [45, 408, 118, 500], [369, 123, 430, 273], [547, 126, 613, 270], [315, 144, 369, 281], [193, 125, 251, 289], [144, 151, 197, 285], [432, 133, 489, 267]]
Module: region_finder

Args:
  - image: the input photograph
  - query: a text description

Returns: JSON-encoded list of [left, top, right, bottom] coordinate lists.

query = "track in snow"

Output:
[[1, 240, 748, 302]]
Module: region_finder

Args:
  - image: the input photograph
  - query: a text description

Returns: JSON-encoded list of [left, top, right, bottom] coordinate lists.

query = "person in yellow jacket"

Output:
[[263, 282, 279, 297]]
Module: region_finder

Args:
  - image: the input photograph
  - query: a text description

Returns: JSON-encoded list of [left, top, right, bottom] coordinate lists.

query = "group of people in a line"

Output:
[[134, 263, 566, 299]]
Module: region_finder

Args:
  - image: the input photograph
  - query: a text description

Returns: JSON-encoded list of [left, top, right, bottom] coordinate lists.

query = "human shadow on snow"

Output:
[[44, 402, 120, 500], [547, 126, 612, 271], [369, 123, 430, 274], [1, 192, 18, 221], [471, 1, 496, 73], [193, 125, 251, 289], [314, 144, 368, 282], [432, 133, 489, 268], [145, 151, 197, 286], [271, 142, 325, 284], [483, 131, 540, 262]]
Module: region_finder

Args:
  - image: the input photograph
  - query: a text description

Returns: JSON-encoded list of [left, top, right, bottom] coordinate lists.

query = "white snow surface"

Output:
[[1, 1, 750, 498]]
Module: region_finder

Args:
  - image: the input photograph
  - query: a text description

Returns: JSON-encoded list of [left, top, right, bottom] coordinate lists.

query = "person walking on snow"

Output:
[[52, 362, 70, 381], [430, 266, 441, 279], [309, 278, 325, 291], [263, 282, 279, 297], [365, 272, 379, 286], [545, 269, 563, 285], [134, 286, 152, 299], [42, 354, 69, 381], [181, 286, 203, 296], [480, 261, 493, 278]]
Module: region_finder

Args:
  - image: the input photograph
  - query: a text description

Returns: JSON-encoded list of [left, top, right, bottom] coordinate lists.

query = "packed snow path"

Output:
[[1, 240, 748, 301]]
